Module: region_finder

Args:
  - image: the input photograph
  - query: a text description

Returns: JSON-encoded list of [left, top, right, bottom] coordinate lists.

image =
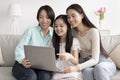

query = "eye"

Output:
[[60, 25, 64, 28], [67, 16, 70, 19], [72, 15, 76, 17], [39, 16, 42, 19]]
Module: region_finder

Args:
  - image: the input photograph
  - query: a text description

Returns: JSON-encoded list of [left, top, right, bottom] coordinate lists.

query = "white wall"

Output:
[[0, 0, 120, 35]]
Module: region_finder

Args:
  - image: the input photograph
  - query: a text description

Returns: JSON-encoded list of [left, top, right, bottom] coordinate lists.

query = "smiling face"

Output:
[[67, 9, 83, 28], [54, 18, 67, 38], [39, 10, 51, 30]]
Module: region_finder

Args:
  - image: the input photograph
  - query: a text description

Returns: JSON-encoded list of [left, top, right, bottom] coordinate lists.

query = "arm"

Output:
[[69, 50, 79, 65], [78, 28, 100, 70], [59, 38, 81, 64], [69, 38, 81, 64], [62, 29, 100, 73], [15, 28, 32, 64], [58, 51, 79, 65]]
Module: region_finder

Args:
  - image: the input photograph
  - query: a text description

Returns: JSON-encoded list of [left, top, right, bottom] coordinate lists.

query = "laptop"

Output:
[[24, 45, 60, 72]]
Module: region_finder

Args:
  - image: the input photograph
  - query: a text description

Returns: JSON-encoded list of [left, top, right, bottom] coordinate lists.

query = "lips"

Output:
[[70, 22, 74, 26], [57, 31, 62, 34], [42, 23, 47, 26], [56, 30, 63, 35], [70, 23, 75, 27]]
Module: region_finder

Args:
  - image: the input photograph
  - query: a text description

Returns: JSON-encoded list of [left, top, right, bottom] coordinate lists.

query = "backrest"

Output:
[[0, 35, 120, 67], [101, 35, 120, 54], [0, 35, 21, 67]]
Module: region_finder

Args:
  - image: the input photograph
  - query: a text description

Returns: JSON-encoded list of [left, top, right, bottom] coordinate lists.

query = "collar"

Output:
[[37, 25, 53, 36]]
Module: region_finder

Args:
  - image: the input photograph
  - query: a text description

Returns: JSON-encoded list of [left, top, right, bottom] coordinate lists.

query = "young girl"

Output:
[[49, 15, 82, 80], [65, 4, 116, 80]]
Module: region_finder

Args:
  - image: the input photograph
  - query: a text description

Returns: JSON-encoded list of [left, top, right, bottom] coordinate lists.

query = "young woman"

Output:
[[49, 15, 82, 80], [64, 4, 116, 80], [12, 5, 55, 80]]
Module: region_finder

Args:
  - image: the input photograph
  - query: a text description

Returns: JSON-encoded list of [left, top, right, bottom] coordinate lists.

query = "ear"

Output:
[[80, 13, 84, 19]]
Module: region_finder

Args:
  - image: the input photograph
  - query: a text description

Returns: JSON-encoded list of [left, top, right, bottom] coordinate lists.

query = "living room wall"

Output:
[[0, 0, 120, 35]]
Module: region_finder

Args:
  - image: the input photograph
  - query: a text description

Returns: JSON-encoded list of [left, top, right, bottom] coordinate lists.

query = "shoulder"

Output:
[[88, 28, 99, 37], [89, 28, 99, 34], [89, 28, 100, 40], [71, 37, 81, 51], [25, 26, 38, 32], [22, 26, 38, 36]]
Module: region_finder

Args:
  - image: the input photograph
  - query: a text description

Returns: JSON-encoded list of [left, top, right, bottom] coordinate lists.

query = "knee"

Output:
[[94, 64, 105, 73], [83, 68, 93, 75], [41, 72, 51, 79], [83, 68, 93, 77], [19, 70, 37, 80], [94, 64, 108, 77], [38, 70, 51, 80], [26, 72, 37, 80], [94, 64, 110, 80], [82, 68, 94, 80], [12, 61, 37, 80]]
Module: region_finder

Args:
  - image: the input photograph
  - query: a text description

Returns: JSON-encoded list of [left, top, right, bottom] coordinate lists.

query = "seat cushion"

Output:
[[110, 70, 120, 80], [0, 67, 16, 80]]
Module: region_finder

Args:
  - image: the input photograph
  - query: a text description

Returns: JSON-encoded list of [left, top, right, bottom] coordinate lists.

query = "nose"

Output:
[[42, 18, 47, 23], [68, 17, 73, 22], [55, 26, 61, 31], [57, 26, 61, 30]]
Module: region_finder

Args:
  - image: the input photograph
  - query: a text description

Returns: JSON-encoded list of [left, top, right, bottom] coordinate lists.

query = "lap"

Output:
[[12, 61, 37, 80], [12, 61, 35, 74], [52, 72, 83, 80], [12, 61, 52, 80]]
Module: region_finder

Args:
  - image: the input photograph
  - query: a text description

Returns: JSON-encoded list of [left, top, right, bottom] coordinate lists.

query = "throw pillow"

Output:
[[0, 46, 4, 65], [110, 44, 120, 69]]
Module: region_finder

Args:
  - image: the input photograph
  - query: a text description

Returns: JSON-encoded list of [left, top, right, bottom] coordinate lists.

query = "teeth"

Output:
[[43, 24, 46, 26], [57, 30, 62, 34]]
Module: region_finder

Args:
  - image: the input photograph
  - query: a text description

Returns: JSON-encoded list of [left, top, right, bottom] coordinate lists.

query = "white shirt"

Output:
[[56, 38, 81, 70]]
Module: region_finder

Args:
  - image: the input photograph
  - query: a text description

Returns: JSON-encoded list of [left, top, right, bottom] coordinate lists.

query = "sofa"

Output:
[[0, 35, 120, 80]]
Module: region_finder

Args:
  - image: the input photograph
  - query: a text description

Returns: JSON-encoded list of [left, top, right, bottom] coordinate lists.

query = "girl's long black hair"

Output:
[[52, 15, 73, 59], [66, 4, 109, 57]]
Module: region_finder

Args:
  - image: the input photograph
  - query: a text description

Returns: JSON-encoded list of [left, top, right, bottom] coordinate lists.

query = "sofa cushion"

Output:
[[0, 35, 21, 67], [110, 44, 120, 69], [110, 70, 120, 80], [0, 47, 4, 65], [101, 35, 120, 54], [0, 67, 16, 80]]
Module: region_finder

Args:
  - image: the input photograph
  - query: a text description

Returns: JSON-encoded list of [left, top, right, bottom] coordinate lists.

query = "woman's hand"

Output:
[[61, 66, 80, 73], [22, 58, 31, 68], [57, 52, 73, 61]]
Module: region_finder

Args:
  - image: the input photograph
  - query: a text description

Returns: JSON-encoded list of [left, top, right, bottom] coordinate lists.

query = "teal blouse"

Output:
[[15, 25, 53, 63]]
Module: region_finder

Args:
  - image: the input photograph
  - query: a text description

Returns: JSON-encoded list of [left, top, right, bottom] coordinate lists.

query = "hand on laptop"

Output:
[[22, 58, 31, 68]]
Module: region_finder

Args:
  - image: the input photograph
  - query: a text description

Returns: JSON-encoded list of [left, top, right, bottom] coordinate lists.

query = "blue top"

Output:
[[15, 25, 53, 63]]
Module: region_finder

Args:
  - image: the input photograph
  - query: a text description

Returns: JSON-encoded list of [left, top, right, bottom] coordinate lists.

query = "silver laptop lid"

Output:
[[24, 45, 57, 71]]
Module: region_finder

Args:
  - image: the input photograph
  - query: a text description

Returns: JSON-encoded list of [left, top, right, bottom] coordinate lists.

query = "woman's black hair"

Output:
[[66, 4, 109, 57], [52, 15, 73, 59], [37, 5, 55, 27]]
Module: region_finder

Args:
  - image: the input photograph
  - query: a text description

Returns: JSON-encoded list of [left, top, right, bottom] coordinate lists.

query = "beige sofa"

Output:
[[0, 35, 120, 80]]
